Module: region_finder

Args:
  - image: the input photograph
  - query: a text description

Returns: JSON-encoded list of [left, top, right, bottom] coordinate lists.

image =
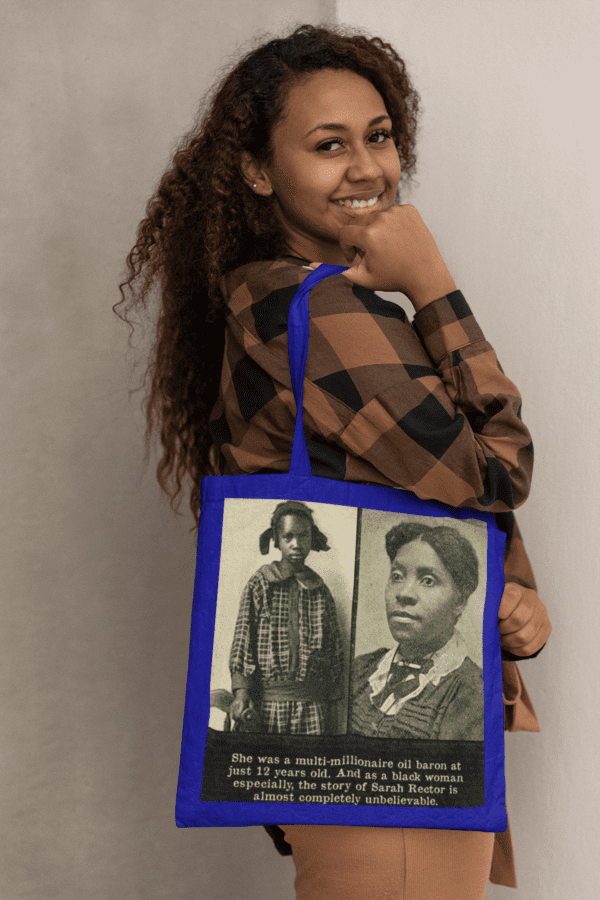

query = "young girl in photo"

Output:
[[116, 22, 551, 900], [229, 500, 343, 735]]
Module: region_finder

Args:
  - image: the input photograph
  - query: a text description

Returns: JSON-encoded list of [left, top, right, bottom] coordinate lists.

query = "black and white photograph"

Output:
[[350, 511, 488, 741], [209, 498, 357, 735]]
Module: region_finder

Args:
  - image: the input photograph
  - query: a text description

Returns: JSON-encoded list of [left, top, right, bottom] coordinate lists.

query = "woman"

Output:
[[116, 22, 551, 900], [351, 521, 484, 741]]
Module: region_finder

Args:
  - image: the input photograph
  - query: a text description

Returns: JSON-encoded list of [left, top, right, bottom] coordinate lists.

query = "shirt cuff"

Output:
[[412, 290, 487, 367], [501, 642, 547, 662], [231, 673, 251, 691]]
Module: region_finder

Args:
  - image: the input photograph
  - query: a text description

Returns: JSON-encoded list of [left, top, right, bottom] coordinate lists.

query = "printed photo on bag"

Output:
[[208, 498, 358, 737], [350, 511, 487, 742], [199, 504, 492, 812]]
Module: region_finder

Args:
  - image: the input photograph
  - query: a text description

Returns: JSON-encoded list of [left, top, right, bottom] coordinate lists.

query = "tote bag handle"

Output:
[[288, 264, 348, 476]]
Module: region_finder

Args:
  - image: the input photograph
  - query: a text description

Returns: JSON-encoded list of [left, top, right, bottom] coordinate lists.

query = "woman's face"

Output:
[[385, 538, 467, 659], [277, 514, 312, 569], [249, 68, 401, 264]]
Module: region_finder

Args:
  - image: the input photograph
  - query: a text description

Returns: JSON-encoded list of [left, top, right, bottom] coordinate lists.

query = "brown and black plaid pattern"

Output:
[[212, 256, 532, 512], [229, 564, 343, 735], [215, 256, 540, 659]]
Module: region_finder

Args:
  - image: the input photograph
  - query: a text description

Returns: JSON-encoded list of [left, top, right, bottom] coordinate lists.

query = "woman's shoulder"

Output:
[[219, 257, 307, 317], [220, 256, 305, 297], [456, 655, 484, 685], [220, 256, 409, 338], [218, 257, 308, 346], [352, 648, 389, 676]]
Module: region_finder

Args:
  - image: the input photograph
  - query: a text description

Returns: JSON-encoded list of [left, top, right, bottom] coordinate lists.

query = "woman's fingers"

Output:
[[311, 204, 456, 305], [336, 205, 456, 306], [498, 583, 552, 655], [497, 582, 523, 621], [338, 226, 366, 267]]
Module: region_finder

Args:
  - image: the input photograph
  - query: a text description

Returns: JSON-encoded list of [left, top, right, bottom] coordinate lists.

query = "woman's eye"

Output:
[[318, 129, 392, 153], [318, 139, 343, 153], [370, 129, 392, 144], [420, 576, 436, 587], [391, 572, 404, 583]]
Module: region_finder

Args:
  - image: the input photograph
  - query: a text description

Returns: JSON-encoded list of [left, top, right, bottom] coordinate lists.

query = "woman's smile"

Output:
[[331, 190, 384, 210], [242, 68, 401, 265]]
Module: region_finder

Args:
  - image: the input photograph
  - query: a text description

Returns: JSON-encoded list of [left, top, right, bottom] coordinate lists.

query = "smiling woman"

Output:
[[240, 67, 455, 301], [240, 69, 401, 264], [115, 21, 551, 900]]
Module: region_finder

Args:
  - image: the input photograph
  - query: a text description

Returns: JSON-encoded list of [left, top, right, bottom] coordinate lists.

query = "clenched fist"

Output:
[[498, 582, 552, 657], [335, 204, 456, 310]]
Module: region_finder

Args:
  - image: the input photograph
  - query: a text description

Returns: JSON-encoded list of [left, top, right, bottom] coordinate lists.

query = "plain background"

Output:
[[1, 1, 598, 898]]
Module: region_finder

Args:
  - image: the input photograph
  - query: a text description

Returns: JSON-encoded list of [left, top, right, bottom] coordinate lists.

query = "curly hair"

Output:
[[114, 22, 420, 527], [385, 522, 479, 605]]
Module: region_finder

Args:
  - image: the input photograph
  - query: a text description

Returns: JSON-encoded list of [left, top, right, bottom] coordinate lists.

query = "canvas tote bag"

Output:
[[176, 264, 507, 832]]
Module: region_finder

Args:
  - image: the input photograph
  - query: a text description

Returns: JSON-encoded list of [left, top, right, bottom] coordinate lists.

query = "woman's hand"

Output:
[[498, 582, 552, 657], [332, 204, 456, 311], [230, 689, 253, 720]]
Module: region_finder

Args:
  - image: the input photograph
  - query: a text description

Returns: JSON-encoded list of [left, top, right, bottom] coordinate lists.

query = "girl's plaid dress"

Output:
[[230, 559, 343, 734]]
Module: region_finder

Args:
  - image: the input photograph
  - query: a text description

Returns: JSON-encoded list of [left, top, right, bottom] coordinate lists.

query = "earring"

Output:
[[253, 183, 257, 188]]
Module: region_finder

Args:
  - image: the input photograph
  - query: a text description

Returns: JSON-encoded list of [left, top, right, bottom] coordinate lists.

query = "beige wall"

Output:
[[3, 1, 597, 897], [338, 1, 600, 896], [0, 3, 333, 899]]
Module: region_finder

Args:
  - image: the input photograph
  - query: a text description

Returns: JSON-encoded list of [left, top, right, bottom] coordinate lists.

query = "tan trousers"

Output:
[[283, 825, 495, 900]]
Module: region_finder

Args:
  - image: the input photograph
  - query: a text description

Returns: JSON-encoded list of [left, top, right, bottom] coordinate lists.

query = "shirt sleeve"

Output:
[[322, 585, 344, 691], [496, 513, 549, 660], [301, 285, 533, 513], [229, 577, 258, 691], [437, 664, 485, 740]]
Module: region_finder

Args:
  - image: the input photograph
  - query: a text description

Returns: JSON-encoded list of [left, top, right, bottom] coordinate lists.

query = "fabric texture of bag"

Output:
[[176, 264, 508, 832]]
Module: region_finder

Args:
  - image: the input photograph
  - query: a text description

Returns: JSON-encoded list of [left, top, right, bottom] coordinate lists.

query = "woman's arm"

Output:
[[321, 585, 344, 689], [497, 514, 551, 659], [301, 281, 532, 512], [229, 578, 258, 691]]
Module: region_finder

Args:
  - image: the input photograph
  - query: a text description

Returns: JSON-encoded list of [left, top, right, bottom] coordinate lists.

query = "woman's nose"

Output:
[[346, 145, 381, 180], [397, 578, 418, 604]]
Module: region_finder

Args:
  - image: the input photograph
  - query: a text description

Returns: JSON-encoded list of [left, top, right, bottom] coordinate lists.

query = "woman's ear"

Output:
[[454, 595, 469, 620], [240, 151, 274, 197]]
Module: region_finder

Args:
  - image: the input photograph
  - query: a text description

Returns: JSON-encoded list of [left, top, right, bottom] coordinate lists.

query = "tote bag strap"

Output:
[[288, 264, 348, 475]]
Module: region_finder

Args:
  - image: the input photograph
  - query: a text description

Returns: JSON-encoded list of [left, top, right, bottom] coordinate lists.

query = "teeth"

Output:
[[333, 195, 380, 208]]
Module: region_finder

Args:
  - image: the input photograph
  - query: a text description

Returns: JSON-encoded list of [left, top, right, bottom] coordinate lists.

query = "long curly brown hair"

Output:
[[114, 22, 420, 527]]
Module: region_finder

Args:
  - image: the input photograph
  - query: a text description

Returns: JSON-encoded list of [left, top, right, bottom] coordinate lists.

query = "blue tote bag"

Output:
[[176, 264, 507, 832]]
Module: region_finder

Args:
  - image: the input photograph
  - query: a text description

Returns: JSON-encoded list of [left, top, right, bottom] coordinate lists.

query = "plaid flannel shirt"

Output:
[[211, 255, 540, 660]]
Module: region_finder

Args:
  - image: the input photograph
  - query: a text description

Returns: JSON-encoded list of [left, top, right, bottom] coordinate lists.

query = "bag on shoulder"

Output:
[[176, 265, 507, 832]]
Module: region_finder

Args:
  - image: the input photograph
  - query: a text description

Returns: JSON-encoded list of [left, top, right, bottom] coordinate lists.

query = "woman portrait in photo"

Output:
[[351, 521, 483, 741]]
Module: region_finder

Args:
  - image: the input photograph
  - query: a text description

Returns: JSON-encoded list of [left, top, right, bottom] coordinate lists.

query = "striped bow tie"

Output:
[[378, 657, 435, 704]]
